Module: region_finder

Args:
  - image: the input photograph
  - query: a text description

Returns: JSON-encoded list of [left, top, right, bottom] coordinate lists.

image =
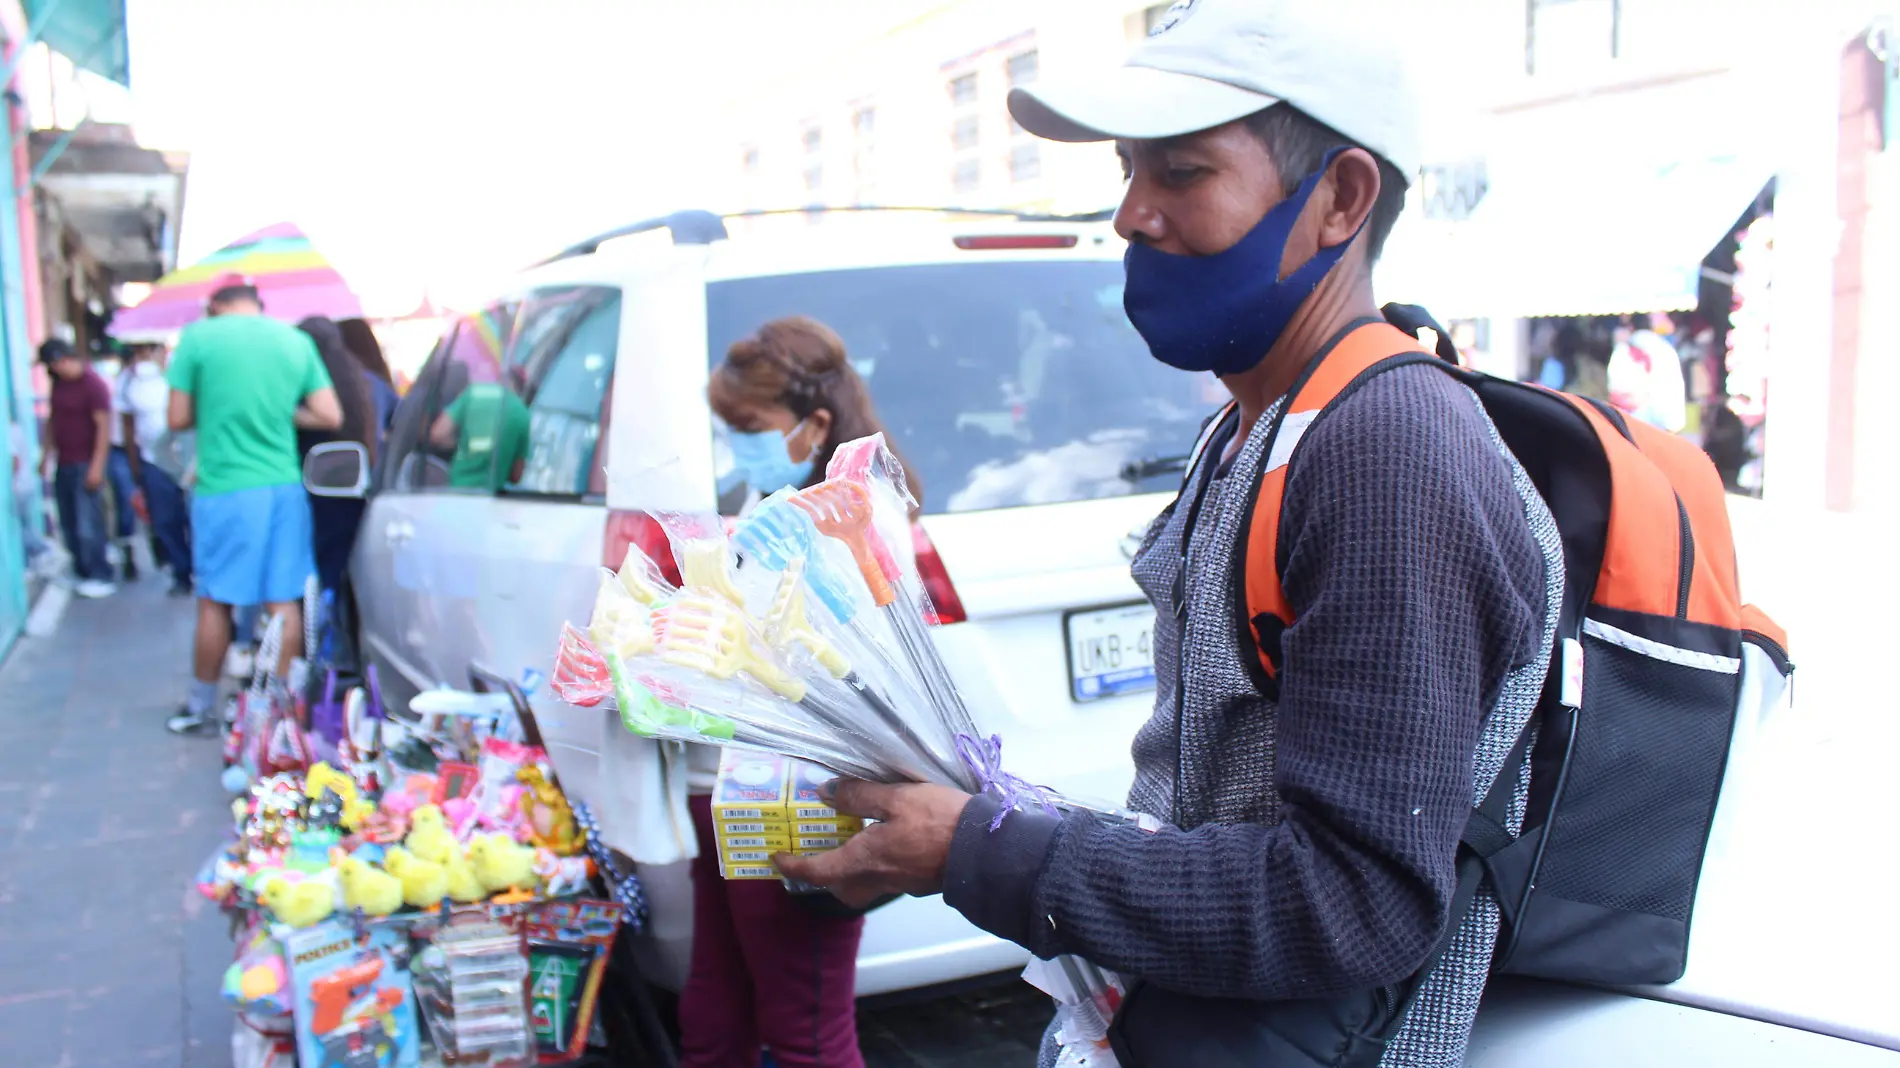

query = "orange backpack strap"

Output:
[[1241, 321, 1434, 682]]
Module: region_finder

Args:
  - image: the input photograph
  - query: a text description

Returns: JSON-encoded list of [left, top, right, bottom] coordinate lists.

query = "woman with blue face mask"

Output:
[[708, 315, 920, 504], [685, 314, 918, 1068]]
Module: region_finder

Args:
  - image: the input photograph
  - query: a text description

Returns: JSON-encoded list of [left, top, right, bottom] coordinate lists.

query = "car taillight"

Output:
[[952, 234, 1079, 250], [604, 509, 681, 586], [911, 523, 966, 625]]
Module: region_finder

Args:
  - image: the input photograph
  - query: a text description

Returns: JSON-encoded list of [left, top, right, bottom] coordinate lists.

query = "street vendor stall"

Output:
[[194, 630, 664, 1068]]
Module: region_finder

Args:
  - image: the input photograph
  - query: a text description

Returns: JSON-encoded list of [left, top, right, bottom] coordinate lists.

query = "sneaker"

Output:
[[169, 581, 194, 598], [224, 644, 256, 680], [75, 579, 117, 599], [166, 706, 216, 735], [122, 557, 139, 582]]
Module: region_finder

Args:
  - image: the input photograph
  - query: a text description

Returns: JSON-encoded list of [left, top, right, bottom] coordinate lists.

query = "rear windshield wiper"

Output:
[[1121, 455, 1190, 483]]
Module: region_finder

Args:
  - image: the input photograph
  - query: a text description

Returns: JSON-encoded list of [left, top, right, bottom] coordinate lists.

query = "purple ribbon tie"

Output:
[[955, 733, 1060, 831]]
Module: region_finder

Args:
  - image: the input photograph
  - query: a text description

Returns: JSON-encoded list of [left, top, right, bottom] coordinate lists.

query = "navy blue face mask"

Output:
[[1123, 148, 1364, 377]]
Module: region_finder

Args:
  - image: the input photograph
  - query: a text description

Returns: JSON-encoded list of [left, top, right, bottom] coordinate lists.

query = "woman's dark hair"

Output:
[[336, 318, 394, 384], [708, 315, 922, 505], [298, 316, 378, 462]]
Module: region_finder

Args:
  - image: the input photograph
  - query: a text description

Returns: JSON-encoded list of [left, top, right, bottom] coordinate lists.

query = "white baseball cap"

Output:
[[1008, 0, 1421, 180]]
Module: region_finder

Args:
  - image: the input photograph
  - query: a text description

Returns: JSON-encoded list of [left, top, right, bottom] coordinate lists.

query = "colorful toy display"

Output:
[[198, 676, 626, 1065]]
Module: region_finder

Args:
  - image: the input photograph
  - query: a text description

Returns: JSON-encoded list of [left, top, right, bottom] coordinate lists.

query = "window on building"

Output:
[[952, 115, 980, 152], [803, 125, 823, 154], [948, 72, 978, 106], [1010, 142, 1041, 183], [1007, 49, 1039, 87], [742, 146, 760, 174], [952, 158, 980, 193]]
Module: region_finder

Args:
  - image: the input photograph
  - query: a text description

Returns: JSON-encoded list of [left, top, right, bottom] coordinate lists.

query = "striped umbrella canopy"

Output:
[[111, 221, 363, 337]]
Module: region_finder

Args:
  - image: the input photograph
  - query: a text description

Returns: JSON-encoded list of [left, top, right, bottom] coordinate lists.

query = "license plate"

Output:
[[1065, 603, 1157, 702]]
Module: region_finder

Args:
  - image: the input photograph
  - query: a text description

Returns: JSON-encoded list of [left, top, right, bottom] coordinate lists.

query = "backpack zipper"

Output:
[[1740, 630, 1793, 675], [1673, 496, 1694, 618]]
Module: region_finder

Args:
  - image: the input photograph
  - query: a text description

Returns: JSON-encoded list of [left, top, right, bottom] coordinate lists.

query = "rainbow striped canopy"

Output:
[[112, 221, 363, 337]]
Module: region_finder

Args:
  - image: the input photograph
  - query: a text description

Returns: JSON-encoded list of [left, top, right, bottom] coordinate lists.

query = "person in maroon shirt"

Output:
[[40, 339, 116, 597]]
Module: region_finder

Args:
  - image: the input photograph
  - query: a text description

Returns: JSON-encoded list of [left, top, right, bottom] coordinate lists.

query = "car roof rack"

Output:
[[539, 210, 731, 264], [538, 204, 1115, 265]]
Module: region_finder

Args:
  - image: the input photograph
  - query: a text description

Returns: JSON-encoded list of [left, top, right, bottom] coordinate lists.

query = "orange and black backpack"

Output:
[[1201, 304, 1794, 990]]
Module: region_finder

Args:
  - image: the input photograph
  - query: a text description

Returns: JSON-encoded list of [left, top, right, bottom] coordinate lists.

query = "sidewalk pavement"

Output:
[[0, 581, 238, 1068]]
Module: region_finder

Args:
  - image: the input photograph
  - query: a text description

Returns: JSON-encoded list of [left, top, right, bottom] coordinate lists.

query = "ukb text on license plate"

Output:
[[1065, 603, 1156, 702]]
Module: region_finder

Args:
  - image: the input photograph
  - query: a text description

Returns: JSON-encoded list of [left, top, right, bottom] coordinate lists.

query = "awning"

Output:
[[31, 126, 185, 286], [1379, 149, 1772, 320], [24, 0, 130, 87]]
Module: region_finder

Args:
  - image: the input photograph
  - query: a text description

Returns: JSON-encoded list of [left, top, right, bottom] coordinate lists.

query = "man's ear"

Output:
[[1319, 148, 1383, 250]]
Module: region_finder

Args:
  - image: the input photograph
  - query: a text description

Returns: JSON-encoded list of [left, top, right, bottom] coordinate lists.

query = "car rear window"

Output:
[[706, 262, 1222, 514]]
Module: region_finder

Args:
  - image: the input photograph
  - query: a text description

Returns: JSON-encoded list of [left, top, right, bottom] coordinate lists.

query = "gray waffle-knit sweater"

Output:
[[945, 362, 1563, 1066]]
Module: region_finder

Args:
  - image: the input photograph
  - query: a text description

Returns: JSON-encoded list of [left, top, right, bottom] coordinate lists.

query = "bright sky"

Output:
[[118, 0, 906, 315]]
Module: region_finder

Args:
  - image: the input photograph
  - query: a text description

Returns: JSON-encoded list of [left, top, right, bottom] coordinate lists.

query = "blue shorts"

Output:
[[192, 483, 315, 606]]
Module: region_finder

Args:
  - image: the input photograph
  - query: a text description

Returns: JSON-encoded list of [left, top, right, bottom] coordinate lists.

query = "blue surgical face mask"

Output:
[[725, 419, 813, 494], [1123, 147, 1363, 377]]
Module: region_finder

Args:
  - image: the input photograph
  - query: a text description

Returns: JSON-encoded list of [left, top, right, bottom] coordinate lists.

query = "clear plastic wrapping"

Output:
[[551, 433, 1065, 803], [412, 911, 534, 1066]]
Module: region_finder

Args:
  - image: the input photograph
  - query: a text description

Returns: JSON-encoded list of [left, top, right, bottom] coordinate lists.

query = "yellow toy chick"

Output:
[[260, 876, 336, 928], [403, 804, 456, 865], [304, 762, 376, 831], [383, 847, 449, 909], [467, 833, 539, 894], [337, 857, 404, 917], [442, 847, 490, 904]]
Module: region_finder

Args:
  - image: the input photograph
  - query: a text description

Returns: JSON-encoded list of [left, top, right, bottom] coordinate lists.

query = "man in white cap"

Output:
[[779, 3, 1560, 1065]]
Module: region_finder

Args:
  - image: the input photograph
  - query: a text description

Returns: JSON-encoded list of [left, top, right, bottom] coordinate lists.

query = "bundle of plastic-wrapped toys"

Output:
[[195, 610, 639, 1068], [550, 434, 1126, 1068]]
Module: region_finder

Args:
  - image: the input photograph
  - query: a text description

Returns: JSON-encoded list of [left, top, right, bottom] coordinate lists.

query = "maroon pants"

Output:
[[679, 793, 867, 1068]]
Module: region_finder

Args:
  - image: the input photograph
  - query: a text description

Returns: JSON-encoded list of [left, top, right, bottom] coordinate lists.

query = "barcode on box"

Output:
[[724, 850, 772, 863], [722, 836, 777, 849], [796, 806, 837, 819], [726, 865, 776, 879], [797, 837, 841, 849], [719, 821, 771, 833], [797, 822, 857, 834], [720, 808, 766, 820]]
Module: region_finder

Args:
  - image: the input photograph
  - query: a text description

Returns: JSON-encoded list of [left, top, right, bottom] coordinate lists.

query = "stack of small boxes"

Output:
[[712, 750, 864, 881]]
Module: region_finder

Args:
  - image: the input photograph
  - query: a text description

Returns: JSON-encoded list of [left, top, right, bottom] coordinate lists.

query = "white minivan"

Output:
[[337, 208, 1203, 995]]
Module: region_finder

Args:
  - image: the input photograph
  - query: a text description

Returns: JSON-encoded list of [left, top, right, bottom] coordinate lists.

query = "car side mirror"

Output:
[[304, 441, 370, 498]]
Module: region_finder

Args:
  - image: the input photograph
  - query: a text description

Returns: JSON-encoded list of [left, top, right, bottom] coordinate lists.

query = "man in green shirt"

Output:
[[164, 282, 342, 733], [429, 378, 532, 492]]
